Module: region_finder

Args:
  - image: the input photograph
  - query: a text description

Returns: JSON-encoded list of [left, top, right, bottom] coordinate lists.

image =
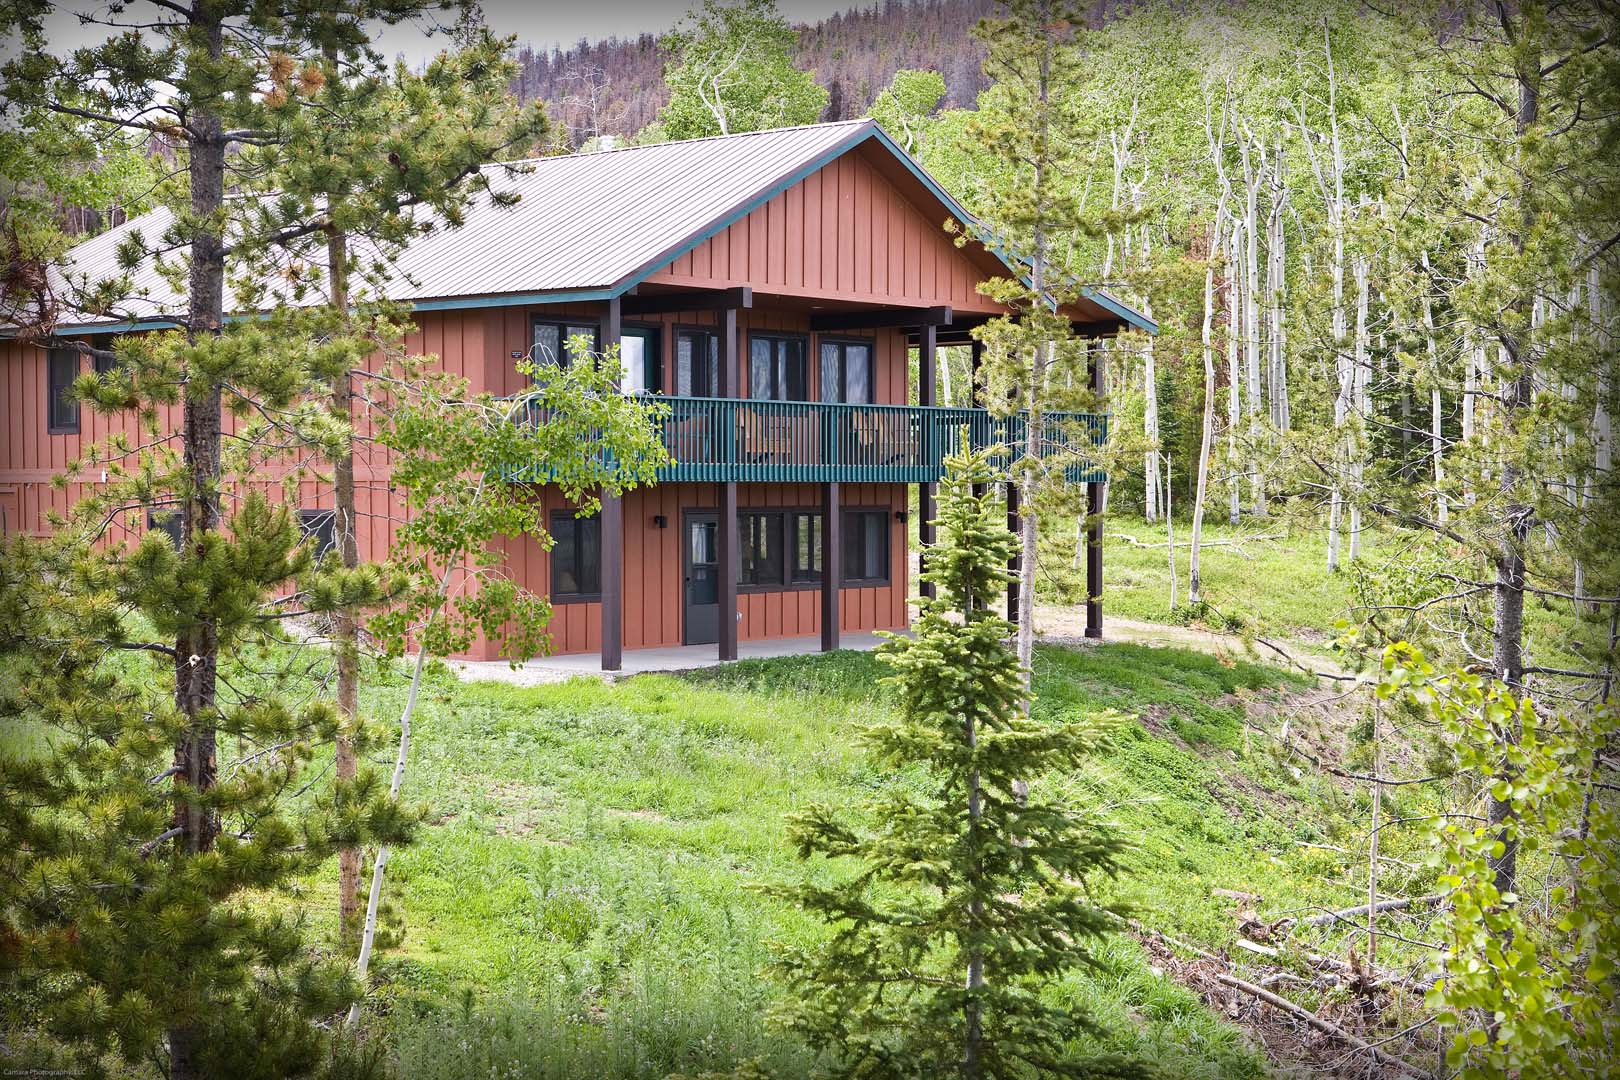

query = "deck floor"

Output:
[[448, 631, 895, 685]]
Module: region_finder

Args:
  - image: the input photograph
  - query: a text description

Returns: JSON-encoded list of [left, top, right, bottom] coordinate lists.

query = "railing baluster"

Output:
[[501, 394, 1105, 486]]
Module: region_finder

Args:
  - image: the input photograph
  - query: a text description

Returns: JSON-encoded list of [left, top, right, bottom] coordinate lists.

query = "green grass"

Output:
[[1041, 512, 1607, 675], [313, 642, 1371, 1079]]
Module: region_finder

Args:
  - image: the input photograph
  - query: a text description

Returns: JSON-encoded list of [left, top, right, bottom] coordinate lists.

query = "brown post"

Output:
[[718, 305, 739, 661], [1007, 479, 1021, 623], [917, 322, 937, 600], [599, 297, 624, 671], [821, 482, 841, 651], [600, 492, 623, 670], [1085, 342, 1104, 639]]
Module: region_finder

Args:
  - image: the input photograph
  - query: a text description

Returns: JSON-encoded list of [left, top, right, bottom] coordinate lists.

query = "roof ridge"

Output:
[[484, 118, 875, 170]]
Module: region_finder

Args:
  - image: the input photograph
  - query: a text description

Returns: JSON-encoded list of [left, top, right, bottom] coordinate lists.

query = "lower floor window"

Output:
[[551, 510, 601, 600], [148, 506, 183, 550], [843, 510, 889, 585], [791, 512, 822, 582], [740, 511, 784, 587]]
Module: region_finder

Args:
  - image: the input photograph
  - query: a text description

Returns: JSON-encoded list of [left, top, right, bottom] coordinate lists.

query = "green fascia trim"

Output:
[[2, 317, 181, 339], [1080, 286, 1158, 335], [410, 288, 616, 313]]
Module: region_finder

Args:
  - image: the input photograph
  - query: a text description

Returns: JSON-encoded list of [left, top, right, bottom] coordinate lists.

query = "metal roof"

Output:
[[36, 119, 1156, 335]]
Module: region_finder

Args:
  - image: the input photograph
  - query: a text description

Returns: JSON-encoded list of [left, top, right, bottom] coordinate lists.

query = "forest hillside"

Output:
[[512, 0, 998, 142]]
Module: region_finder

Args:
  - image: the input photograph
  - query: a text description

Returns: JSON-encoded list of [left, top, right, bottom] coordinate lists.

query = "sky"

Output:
[[25, 1, 871, 69]]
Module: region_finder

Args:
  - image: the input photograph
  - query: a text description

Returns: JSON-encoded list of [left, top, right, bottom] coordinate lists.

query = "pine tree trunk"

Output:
[[327, 223, 363, 945], [170, 12, 227, 1078]]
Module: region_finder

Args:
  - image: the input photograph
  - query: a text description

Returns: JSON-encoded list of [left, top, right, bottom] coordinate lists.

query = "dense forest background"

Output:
[[512, 0, 999, 142]]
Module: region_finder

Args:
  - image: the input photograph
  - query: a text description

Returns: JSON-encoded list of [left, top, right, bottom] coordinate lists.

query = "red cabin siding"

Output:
[[644, 144, 1004, 315]]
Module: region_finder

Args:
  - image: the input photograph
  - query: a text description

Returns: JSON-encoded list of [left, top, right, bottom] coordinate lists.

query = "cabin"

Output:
[[0, 119, 1154, 669]]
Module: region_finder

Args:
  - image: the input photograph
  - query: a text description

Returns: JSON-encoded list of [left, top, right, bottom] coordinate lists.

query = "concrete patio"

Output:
[[447, 631, 895, 686]]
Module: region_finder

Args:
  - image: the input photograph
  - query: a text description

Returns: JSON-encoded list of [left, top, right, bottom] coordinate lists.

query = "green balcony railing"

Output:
[[505, 396, 1107, 485]]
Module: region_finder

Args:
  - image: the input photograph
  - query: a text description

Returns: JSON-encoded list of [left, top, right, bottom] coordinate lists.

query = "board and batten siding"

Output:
[[484, 481, 908, 661], [643, 142, 1006, 314]]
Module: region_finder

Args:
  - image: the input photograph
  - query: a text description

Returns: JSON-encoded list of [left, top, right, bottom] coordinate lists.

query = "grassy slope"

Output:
[[1042, 513, 1601, 674], [328, 641, 1381, 1079]]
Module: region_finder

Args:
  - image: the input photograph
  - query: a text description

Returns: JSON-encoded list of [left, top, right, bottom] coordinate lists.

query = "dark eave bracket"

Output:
[[810, 305, 952, 333], [620, 286, 753, 315]]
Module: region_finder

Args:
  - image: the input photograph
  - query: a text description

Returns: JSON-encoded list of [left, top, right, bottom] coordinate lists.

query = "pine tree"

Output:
[[768, 437, 1139, 1080]]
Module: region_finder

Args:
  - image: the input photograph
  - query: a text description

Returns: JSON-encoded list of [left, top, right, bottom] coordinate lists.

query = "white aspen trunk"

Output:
[[1349, 252, 1370, 562], [1226, 224, 1242, 526], [1143, 300, 1161, 523], [1590, 266, 1612, 613], [1322, 23, 1348, 573], [1420, 249, 1446, 523], [1164, 453, 1176, 609], [1240, 125, 1265, 517], [1192, 191, 1231, 606], [940, 344, 955, 407], [1269, 137, 1289, 433]]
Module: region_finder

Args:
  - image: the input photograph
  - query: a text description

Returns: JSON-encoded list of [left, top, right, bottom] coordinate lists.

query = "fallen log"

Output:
[[1303, 894, 1446, 928], [1214, 973, 1432, 1078]]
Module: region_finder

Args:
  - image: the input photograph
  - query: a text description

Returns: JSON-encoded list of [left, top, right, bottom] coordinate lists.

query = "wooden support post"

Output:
[[599, 297, 624, 672], [600, 492, 623, 671], [718, 305, 739, 662], [1085, 344, 1104, 639], [1007, 479, 1020, 624], [917, 322, 937, 601], [599, 295, 621, 373], [821, 482, 840, 652]]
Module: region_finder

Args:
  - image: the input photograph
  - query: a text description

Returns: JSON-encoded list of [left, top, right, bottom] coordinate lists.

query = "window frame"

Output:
[[47, 347, 80, 434], [298, 509, 338, 558], [530, 316, 601, 377], [817, 335, 876, 404], [841, 508, 892, 587], [747, 330, 809, 402], [91, 335, 118, 377], [548, 508, 602, 603], [619, 322, 662, 395], [673, 325, 721, 398], [147, 506, 184, 550], [790, 510, 823, 584], [737, 509, 787, 591]]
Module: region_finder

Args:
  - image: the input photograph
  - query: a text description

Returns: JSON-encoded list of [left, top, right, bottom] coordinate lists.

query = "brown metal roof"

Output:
[[34, 119, 1155, 335]]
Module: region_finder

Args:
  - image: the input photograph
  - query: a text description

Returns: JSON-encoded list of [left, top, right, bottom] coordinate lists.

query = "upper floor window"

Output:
[[619, 326, 660, 394], [819, 339, 873, 404], [47, 348, 80, 433], [550, 509, 601, 601], [92, 335, 119, 376], [299, 509, 337, 558], [675, 328, 719, 397], [532, 318, 599, 376], [749, 333, 807, 401]]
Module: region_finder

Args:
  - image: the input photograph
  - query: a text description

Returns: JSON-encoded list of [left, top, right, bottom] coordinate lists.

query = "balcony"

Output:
[[506, 396, 1107, 486]]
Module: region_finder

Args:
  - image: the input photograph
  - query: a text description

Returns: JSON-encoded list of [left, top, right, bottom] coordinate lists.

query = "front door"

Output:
[[683, 510, 721, 645]]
